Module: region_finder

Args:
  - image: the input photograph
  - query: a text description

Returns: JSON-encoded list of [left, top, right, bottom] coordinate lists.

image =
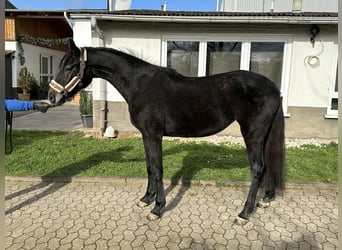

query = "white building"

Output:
[[5, 4, 73, 99], [67, 0, 338, 139]]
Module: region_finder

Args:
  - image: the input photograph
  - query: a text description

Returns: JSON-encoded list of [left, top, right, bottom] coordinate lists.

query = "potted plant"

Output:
[[37, 81, 50, 100], [79, 90, 93, 128], [17, 67, 37, 100]]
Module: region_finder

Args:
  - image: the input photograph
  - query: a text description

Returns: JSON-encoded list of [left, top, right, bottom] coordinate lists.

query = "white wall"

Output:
[[287, 28, 338, 108], [98, 22, 162, 102], [72, 18, 338, 111], [5, 41, 18, 87], [73, 19, 92, 47], [15, 43, 65, 87]]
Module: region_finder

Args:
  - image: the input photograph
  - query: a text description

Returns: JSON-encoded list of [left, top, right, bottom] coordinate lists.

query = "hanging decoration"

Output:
[[18, 34, 71, 65]]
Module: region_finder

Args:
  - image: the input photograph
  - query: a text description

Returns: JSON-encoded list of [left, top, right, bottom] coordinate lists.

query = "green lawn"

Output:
[[5, 131, 338, 184]]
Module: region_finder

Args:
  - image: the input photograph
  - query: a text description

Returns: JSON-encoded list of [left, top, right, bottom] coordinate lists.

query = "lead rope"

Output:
[[5, 111, 13, 154]]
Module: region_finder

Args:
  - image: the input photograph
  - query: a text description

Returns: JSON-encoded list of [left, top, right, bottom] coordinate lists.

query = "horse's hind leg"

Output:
[[257, 190, 275, 208], [139, 135, 166, 220], [235, 140, 265, 224], [235, 116, 274, 224]]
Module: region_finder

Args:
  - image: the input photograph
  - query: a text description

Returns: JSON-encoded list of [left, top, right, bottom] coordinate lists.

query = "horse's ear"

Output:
[[68, 39, 80, 55]]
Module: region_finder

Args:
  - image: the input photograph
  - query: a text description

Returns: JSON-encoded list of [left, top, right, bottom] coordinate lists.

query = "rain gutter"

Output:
[[69, 13, 338, 24]]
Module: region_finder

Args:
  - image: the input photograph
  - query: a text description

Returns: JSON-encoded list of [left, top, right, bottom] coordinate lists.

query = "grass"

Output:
[[5, 131, 338, 184]]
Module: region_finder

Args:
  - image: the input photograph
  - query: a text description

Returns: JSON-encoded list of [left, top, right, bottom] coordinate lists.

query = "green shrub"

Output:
[[18, 67, 37, 94], [79, 90, 93, 115]]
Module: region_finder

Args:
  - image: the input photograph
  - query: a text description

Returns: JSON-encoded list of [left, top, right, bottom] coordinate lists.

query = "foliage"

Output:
[[18, 67, 38, 93], [5, 131, 338, 184], [18, 34, 71, 65], [39, 81, 50, 92], [79, 90, 93, 115]]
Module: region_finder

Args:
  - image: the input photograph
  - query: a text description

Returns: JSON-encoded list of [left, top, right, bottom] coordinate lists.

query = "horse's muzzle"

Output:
[[48, 89, 65, 106]]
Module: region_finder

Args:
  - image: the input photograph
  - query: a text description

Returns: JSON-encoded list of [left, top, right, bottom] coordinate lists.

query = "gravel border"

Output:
[[163, 135, 338, 148]]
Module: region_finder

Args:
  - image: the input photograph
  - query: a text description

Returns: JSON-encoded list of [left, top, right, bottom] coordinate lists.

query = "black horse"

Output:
[[49, 39, 285, 224]]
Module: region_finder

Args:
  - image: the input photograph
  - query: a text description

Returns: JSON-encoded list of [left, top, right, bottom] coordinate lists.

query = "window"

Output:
[[162, 35, 291, 114], [250, 42, 284, 89], [326, 62, 338, 118], [206, 42, 241, 75], [40, 55, 53, 87], [167, 41, 199, 77]]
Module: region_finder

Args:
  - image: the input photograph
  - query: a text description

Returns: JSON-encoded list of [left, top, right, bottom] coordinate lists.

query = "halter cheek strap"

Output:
[[49, 48, 87, 94]]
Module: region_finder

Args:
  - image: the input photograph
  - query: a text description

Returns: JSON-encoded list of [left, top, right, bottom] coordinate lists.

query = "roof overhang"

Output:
[[5, 50, 15, 55], [5, 9, 72, 28], [68, 10, 338, 25]]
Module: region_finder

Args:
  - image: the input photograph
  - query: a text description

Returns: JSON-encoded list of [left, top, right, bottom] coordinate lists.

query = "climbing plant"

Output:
[[18, 34, 71, 65]]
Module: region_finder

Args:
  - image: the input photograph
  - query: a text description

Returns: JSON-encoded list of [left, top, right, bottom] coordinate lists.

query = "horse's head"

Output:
[[48, 39, 92, 106]]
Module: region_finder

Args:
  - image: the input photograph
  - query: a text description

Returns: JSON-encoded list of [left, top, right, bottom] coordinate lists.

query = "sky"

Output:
[[9, 0, 217, 11]]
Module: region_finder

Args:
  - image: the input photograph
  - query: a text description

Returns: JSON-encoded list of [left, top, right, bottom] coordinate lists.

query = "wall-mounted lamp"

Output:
[[310, 24, 320, 47]]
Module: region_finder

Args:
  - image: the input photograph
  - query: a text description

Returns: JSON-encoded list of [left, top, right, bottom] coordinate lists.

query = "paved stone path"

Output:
[[12, 102, 83, 131], [5, 177, 337, 249]]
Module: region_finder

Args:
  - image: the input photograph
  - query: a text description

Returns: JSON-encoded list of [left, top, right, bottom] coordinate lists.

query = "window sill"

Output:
[[324, 114, 338, 119]]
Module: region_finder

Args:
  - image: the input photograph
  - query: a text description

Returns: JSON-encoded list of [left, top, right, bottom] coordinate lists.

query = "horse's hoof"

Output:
[[257, 199, 271, 208], [137, 201, 149, 207], [234, 216, 248, 225], [147, 213, 160, 221]]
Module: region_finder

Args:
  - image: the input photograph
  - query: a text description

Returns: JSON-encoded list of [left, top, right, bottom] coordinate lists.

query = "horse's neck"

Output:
[[87, 48, 140, 101]]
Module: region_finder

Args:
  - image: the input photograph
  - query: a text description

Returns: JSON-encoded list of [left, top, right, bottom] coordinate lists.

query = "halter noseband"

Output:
[[49, 48, 87, 94]]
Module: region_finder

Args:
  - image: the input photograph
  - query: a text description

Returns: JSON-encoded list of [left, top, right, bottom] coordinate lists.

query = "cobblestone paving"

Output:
[[5, 178, 337, 249]]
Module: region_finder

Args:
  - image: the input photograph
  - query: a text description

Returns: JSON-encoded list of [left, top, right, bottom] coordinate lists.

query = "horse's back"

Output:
[[162, 69, 281, 117], [131, 69, 281, 137]]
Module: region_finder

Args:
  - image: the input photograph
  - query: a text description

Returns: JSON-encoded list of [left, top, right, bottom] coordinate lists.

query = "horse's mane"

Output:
[[92, 47, 185, 78]]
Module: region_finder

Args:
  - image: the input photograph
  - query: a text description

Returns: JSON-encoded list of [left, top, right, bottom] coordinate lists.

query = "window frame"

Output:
[[161, 34, 293, 115], [325, 43, 338, 118], [39, 54, 54, 86]]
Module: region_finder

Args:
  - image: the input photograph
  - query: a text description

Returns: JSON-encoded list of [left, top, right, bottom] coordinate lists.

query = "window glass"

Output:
[[331, 65, 338, 111], [250, 42, 284, 89], [206, 42, 241, 75], [167, 41, 199, 77], [41, 57, 48, 74], [326, 60, 338, 117], [331, 98, 338, 110], [335, 65, 338, 92], [40, 55, 53, 86]]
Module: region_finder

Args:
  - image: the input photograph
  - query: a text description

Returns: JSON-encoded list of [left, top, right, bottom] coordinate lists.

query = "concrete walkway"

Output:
[[5, 101, 338, 249], [11, 101, 83, 131]]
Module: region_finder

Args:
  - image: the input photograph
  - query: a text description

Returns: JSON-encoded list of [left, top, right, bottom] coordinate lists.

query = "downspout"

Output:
[[91, 16, 107, 138], [63, 11, 73, 29]]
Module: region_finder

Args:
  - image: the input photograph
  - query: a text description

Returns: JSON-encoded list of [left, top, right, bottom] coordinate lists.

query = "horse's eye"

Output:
[[65, 65, 72, 71]]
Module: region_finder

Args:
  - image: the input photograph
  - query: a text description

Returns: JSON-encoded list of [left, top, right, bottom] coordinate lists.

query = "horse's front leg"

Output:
[[138, 135, 166, 220], [138, 151, 156, 207]]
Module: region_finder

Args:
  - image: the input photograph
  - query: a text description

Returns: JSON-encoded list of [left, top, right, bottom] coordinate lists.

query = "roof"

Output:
[[67, 9, 337, 24], [69, 9, 338, 17]]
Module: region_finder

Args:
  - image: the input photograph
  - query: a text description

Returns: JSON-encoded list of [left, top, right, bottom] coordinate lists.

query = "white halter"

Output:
[[49, 48, 87, 94]]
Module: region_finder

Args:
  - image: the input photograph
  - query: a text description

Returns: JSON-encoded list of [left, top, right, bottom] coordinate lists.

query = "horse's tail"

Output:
[[263, 100, 286, 191]]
